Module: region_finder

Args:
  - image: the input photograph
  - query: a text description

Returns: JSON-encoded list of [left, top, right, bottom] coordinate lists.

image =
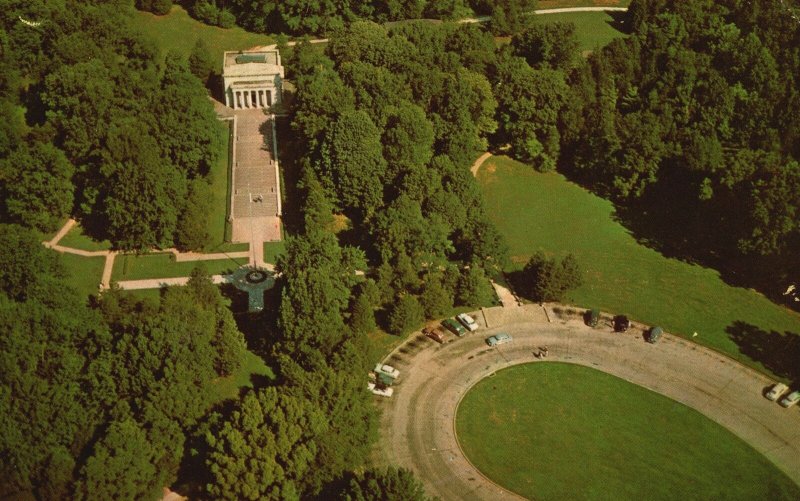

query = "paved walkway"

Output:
[[459, 5, 627, 23], [377, 304, 800, 500], [43, 219, 275, 292], [470, 152, 492, 176]]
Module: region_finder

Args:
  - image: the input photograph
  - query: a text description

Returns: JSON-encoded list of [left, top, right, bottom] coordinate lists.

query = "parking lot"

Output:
[[375, 304, 800, 500]]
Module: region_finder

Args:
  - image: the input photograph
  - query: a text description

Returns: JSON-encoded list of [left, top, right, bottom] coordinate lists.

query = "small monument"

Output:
[[222, 49, 284, 110]]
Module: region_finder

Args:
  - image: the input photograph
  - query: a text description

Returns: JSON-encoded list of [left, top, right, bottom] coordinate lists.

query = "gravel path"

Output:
[[377, 305, 800, 500]]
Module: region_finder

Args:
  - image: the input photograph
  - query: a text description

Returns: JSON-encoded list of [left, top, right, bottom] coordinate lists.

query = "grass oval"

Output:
[[455, 362, 799, 500]]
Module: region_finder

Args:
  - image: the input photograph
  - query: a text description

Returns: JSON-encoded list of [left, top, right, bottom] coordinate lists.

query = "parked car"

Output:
[[442, 318, 467, 337], [368, 382, 394, 397], [613, 315, 630, 332], [585, 309, 600, 327], [646, 326, 664, 343], [779, 390, 800, 408], [457, 313, 479, 332], [423, 327, 446, 344], [766, 382, 789, 401], [486, 333, 513, 346], [374, 363, 400, 379]]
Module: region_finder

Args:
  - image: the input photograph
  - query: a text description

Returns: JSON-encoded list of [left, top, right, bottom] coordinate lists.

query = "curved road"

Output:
[[377, 305, 800, 500]]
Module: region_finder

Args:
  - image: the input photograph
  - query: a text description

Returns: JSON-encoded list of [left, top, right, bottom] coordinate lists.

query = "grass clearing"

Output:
[[58, 223, 111, 252], [537, 0, 629, 8], [112, 253, 246, 281], [128, 5, 273, 71], [456, 363, 800, 501], [535, 10, 627, 52], [55, 252, 105, 299], [477, 156, 800, 379], [207, 350, 274, 403]]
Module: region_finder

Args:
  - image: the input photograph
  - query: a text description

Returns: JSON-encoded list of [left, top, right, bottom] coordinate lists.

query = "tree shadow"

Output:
[[726, 320, 800, 385], [275, 116, 304, 235], [605, 11, 630, 35], [556, 160, 799, 309]]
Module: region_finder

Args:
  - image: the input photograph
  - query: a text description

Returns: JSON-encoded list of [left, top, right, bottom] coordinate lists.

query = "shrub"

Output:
[[520, 251, 582, 302]]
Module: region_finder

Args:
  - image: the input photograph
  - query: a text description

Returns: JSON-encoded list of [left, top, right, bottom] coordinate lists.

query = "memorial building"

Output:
[[222, 49, 284, 110]]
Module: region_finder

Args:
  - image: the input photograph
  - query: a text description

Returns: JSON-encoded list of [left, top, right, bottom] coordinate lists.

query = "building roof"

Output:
[[223, 50, 282, 78]]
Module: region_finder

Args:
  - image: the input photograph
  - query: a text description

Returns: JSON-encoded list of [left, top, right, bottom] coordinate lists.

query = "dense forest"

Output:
[[287, 21, 511, 333], [0, 1, 431, 500], [139, 0, 537, 35], [4, 0, 800, 498], [1, 0, 222, 251], [564, 0, 800, 293]]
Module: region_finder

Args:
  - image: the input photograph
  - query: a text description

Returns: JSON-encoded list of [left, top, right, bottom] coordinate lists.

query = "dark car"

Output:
[[585, 309, 600, 327], [442, 318, 467, 337], [613, 315, 630, 332]]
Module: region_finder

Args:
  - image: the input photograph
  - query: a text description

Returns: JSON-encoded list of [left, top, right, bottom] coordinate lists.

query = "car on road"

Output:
[[613, 315, 630, 332], [779, 390, 800, 408], [585, 309, 600, 327], [368, 382, 394, 397], [486, 333, 513, 347], [766, 382, 789, 401], [423, 327, 446, 343], [442, 318, 467, 337], [457, 313, 479, 331], [374, 363, 400, 379], [646, 326, 664, 343]]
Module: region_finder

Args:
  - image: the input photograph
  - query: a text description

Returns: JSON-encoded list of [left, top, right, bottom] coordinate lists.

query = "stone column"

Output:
[[236, 91, 242, 109], [258, 90, 264, 108]]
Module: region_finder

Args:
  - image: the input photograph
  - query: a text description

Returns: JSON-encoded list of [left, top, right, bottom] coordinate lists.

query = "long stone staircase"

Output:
[[230, 109, 281, 244]]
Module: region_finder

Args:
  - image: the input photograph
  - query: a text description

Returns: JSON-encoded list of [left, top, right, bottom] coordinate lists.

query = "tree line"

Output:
[[138, 0, 537, 36], [560, 0, 800, 294], [1, 0, 223, 251]]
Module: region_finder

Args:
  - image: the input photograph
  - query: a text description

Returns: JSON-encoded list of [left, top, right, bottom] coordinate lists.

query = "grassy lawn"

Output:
[[535, 10, 627, 52], [128, 5, 273, 71], [54, 252, 106, 299], [537, 0, 629, 8], [456, 363, 800, 501], [263, 241, 286, 264], [206, 350, 274, 403], [112, 253, 247, 281], [58, 223, 112, 252], [477, 156, 800, 379], [203, 120, 249, 253]]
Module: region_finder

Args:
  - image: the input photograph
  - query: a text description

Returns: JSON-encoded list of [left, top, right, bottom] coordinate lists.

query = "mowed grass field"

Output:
[[55, 253, 106, 299], [477, 156, 800, 378], [128, 5, 273, 71], [534, 10, 627, 52], [456, 363, 800, 501], [112, 253, 247, 281]]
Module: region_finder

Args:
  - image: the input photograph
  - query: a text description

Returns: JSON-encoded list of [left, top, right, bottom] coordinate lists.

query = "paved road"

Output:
[[377, 305, 800, 500]]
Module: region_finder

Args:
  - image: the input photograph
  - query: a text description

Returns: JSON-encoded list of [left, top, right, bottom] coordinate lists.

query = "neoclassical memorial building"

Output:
[[222, 49, 284, 110]]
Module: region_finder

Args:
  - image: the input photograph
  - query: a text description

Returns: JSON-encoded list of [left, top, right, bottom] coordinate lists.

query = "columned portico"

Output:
[[223, 49, 284, 110]]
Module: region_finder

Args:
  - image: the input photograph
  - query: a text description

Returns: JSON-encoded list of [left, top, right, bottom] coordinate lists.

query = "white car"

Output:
[[457, 313, 479, 332], [374, 363, 400, 379], [766, 382, 789, 401], [779, 390, 800, 408], [368, 382, 394, 397]]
